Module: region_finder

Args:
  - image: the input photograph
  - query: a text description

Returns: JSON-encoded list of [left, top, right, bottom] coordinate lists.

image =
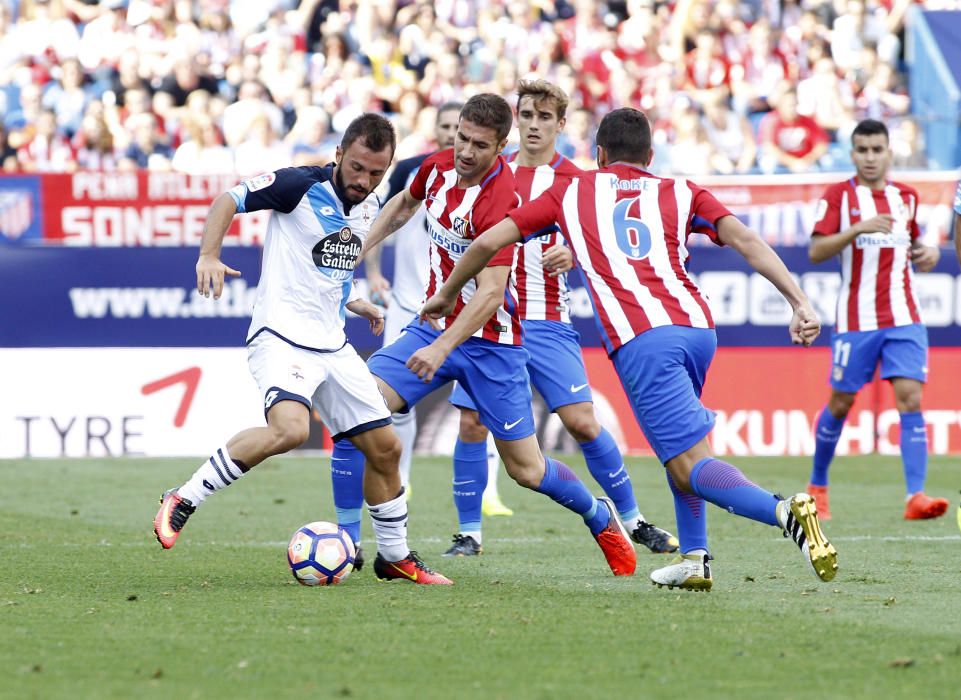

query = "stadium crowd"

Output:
[[0, 0, 956, 176]]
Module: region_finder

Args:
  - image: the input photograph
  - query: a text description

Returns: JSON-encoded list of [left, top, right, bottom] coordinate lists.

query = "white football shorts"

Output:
[[247, 331, 391, 440]]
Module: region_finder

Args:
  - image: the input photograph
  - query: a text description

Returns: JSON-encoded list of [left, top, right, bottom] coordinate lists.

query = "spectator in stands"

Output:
[[857, 61, 911, 123], [171, 114, 233, 174], [41, 57, 89, 138], [890, 116, 928, 169], [78, 0, 136, 76], [233, 112, 291, 177], [831, 0, 900, 71], [157, 55, 219, 107], [729, 17, 787, 116], [0, 122, 17, 172], [73, 110, 119, 170], [701, 91, 758, 173], [5, 82, 44, 149], [287, 105, 337, 167], [796, 57, 855, 141], [665, 103, 720, 177], [17, 108, 76, 172], [682, 30, 730, 107], [119, 112, 173, 170], [758, 84, 830, 174], [14, 0, 80, 66], [221, 79, 284, 147]]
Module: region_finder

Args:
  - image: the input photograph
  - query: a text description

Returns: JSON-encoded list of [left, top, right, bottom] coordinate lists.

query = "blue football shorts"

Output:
[[367, 320, 536, 441], [450, 319, 593, 413], [829, 323, 928, 393], [612, 325, 718, 464]]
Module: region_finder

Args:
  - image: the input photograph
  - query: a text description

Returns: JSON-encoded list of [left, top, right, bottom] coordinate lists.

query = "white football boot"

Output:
[[650, 552, 713, 592]]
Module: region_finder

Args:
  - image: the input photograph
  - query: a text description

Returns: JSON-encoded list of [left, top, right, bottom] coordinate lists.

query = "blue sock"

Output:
[[811, 408, 845, 487], [580, 428, 640, 522], [666, 472, 708, 554], [535, 457, 607, 535], [452, 439, 488, 532], [900, 412, 927, 495], [689, 458, 779, 527], [330, 440, 364, 544]]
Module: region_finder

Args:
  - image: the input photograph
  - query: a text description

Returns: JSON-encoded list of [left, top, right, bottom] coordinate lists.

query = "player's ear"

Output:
[[498, 137, 509, 155], [596, 145, 607, 168], [646, 147, 655, 168], [335, 146, 343, 164], [558, 116, 566, 132]]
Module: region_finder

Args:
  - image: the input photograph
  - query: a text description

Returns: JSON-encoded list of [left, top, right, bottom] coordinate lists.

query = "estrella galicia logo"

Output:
[[313, 226, 362, 280]]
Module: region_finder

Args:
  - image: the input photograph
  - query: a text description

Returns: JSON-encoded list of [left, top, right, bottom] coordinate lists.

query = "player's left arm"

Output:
[[419, 218, 524, 320], [908, 190, 940, 273], [717, 214, 820, 346], [358, 188, 421, 263], [542, 239, 574, 277], [407, 264, 512, 382], [345, 297, 385, 336]]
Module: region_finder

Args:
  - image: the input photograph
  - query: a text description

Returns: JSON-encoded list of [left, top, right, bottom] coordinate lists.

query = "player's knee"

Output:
[[896, 393, 922, 414], [364, 436, 402, 473], [458, 411, 488, 443], [564, 413, 600, 443], [268, 421, 309, 453], [828, 392, 855, 417], [503, 460, 541, 489]]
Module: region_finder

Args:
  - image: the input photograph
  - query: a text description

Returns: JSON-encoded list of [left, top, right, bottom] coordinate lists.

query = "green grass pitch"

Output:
[[2, 454, 959, 700]]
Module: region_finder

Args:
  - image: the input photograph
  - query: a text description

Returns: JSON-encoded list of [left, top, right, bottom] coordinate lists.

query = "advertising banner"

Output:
[[0, 171, 957, 247], [2, 245, 958, 348], [3, 346, 959, 458]]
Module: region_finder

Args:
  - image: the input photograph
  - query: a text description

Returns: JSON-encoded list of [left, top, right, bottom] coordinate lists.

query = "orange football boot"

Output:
[[154, 489, 196, 549], [904, 492, 949, 520], [593, 497, 637, 576], [373, 551, 453, 585], [806, 484, 832, 520]]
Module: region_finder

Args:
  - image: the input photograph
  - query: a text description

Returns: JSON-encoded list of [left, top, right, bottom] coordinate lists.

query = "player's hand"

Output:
[[406, 342, 449, 383], [346, 299, 385, 336], [911, 244, 940, 273], [196, 254, 241, 300], [543, 243, 574, 277], [419, 293, 456, 331], [857, 214, 894, 235], [789, 301, 821, 347], [366, 271, 391, 307]]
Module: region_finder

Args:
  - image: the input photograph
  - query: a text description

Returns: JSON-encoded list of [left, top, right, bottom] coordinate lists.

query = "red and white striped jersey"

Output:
[[509, 163, 730, 355], [813, 178, 921, 333], [409, 149, 523, 344], [508, 152, 584, 323]]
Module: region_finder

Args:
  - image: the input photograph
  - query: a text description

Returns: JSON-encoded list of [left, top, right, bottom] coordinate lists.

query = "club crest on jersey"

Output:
[[313, 226, 362, 281], [245, 173, 276, 191], [451, 216, 472, 237]]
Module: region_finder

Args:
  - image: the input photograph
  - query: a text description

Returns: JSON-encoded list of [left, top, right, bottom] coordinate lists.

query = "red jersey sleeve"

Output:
[[508, 178, 566, 242], [689, 182, 733, 244], [904, 185, 921, 240], [812, 183, 843, 237], [408, 151, 442, 201]]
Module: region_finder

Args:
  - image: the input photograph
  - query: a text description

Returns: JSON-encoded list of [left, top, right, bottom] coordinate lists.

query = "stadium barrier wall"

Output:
[[1, 172, 958, 457]]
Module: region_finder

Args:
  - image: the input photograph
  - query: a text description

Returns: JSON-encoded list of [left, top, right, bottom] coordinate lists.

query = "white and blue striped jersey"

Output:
[[228, 166, 380, 352]]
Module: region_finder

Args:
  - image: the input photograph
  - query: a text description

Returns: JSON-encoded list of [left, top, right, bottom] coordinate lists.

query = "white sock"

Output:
[[461, 530, 482, 544], [367, 491, 409, 562], [177, 445, 246, 506], [393, 408, 416, 488], [686, 548, 708, 558], [482, 432, 501, 499], [625, 516, 645, 533]]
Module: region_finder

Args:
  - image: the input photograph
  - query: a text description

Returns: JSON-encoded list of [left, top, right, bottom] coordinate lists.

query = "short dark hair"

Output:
[[851, 119, 889, 143], [437, 101, 464, 120], [459, 94, 513, 142], [341, 113, 396, 155], [596, 108, 652, 164]]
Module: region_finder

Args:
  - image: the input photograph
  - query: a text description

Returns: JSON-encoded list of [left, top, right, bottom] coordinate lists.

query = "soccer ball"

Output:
[[287, 521, 356, 586]]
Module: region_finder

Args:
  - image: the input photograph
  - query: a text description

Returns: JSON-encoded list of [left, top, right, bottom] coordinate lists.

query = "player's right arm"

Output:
[[808, 185, 893, 263], [419, 218, 524, 320], [360, 188, 421, 263], [716, 215, 821, 346], [196, 192, 241, 299]]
